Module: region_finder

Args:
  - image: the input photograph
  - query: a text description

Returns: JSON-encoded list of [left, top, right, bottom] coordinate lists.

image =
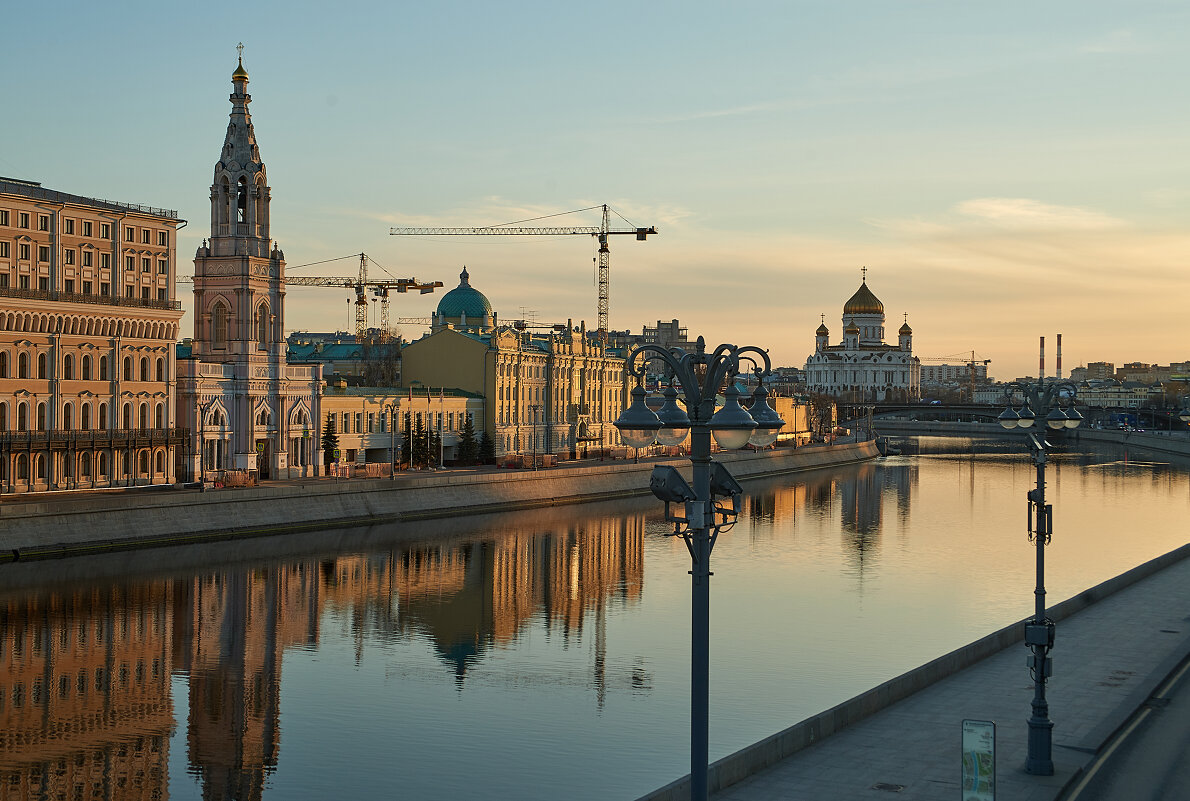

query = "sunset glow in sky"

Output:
[[7, 2, 1189, 379]]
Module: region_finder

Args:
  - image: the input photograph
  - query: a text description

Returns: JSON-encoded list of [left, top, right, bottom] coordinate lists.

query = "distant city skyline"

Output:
[[7, 1, 1189, 380]]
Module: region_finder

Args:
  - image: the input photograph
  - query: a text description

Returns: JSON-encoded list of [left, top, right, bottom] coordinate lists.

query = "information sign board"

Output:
[[961, 719, 995, 801]]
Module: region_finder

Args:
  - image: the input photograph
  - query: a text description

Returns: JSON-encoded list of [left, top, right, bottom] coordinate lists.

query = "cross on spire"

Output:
[[861, 265, 868, 282], [237, 42, 244, 60]]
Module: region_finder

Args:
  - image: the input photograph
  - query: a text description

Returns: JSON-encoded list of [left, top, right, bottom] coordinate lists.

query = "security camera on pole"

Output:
[[614, 337, 783, 801]]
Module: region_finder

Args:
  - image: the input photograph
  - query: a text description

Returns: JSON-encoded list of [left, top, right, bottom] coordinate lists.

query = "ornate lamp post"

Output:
[[998, 379, 1082, 775], [615, 338, 783, 801]]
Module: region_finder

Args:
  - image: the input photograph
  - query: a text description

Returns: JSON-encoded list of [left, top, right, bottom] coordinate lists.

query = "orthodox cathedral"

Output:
[[803, 273, 920, 401]]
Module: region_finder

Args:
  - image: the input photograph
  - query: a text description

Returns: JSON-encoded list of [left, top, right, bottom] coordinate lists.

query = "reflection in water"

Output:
[[0, 515, 644, 800], [0, 584, 172, 800], [1, 441, 1187, 801]]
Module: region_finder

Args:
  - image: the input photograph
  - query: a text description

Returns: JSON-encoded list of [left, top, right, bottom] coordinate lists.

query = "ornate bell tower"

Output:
[[177, 48, 320, 482], [191, 44, 285, 362]]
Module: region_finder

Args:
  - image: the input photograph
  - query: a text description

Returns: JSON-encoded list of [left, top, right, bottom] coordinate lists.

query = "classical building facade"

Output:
[[0, 177, 185, 493], [804, 276, 919, 402], [175, 57, 322, 481], [402, 269, 629, 457]]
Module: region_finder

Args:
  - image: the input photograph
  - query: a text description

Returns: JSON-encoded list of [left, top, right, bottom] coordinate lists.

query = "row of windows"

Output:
[[0, 242, 168, 272], [0, 658, 164, 711], [0, 608, 163, 661], [335, 409, 474, 435], [0, 448, 168, 484], [209, 299, 270, 349], [0, 352, 166, 382], [0, 210, 169, 246], [0, 400, 167, 432]]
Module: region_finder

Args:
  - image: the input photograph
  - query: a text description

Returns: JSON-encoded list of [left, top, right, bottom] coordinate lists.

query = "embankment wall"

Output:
[[0, 442, 878, 561]]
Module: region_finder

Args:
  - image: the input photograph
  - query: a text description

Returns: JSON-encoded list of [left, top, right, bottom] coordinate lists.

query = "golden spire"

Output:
[[232, 43, 249, 81]]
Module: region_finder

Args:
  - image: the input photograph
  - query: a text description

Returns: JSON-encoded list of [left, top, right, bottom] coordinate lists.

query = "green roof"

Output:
[[436, 267, 492, 320]]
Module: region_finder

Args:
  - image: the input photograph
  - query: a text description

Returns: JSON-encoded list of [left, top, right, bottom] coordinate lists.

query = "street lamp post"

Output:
[[615, 337, 783, 801], [998, 379, 1082, 776], [385, 401, 398, 480]]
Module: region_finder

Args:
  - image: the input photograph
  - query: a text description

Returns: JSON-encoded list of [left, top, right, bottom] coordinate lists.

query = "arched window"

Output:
[[81, 452, 91, 477], [98, 452, 108, 477], [35, 454, 46, 480], [257, 304, 269, 349], [36, 402, 46, 430], [212, 302, 229, 350], [63, 354, 74, 380], [122, 403, 132, 430], [237, 176, 249, 223], [37, 352, 47, 379], [18, 352, 28, 379], [16, 453, 28, 480], [155, 450, 164, 473], [155, 357, 165, 382], [63, 403, 73, 430], [123, 357, 132, 381], [81, 403, 91, 430], [0, 351, 7, 378], [138, 403, 148, 429], [154, 403, 164, 429], [0, 402, 6, 431], [98, 403, 107, 430], [17, 402, 27, 431], [82, 354, 92, 380], [139, 357, 149, 382], [99, 354, 108, 380]]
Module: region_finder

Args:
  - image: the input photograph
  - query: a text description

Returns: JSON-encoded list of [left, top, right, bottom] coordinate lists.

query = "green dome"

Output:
[[436, 267, 492, 320]]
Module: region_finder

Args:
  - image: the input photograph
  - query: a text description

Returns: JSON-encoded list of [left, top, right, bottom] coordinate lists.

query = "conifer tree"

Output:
[[456, 413, 478, 464], [478, 429, 495, 465], [321, 413, 339, 475]]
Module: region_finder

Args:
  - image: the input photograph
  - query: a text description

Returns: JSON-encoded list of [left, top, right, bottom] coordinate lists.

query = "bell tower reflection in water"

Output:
[[173, 565, 318, 801]]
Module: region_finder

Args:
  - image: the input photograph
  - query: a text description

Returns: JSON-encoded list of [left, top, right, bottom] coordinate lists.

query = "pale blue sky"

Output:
[[6, 1, 1189, 379]]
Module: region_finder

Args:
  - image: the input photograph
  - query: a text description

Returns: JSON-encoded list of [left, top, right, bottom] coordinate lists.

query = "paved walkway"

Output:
[[709, 552, 1190, 801]]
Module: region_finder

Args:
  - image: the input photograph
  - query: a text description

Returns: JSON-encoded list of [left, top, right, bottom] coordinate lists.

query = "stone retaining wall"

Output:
[[0, 442, 878, 561]]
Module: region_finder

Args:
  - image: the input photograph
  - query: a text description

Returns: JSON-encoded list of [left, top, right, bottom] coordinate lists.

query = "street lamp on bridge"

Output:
[[614, 337, 783, 801], [998, 379, 1082, 775]]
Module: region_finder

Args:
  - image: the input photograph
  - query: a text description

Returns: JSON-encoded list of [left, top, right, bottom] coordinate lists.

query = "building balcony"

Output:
[[0, 285, 181, 312], [0, 428, 190, 449]]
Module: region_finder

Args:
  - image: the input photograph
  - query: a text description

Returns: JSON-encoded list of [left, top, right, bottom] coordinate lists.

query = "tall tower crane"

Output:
[[389, 204, 657, 336], [179, 253, 443, 340], [922, 351, 992, 402]]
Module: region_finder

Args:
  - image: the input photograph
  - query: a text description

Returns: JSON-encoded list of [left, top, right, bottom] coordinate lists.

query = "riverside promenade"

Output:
[[639, 544, 1190, 801]]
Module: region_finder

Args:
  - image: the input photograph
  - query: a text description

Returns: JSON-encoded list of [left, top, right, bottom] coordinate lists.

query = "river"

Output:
[[0, 438, 1187, 800]]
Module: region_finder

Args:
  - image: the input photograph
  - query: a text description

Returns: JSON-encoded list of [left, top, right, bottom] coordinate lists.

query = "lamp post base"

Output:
[[1025, 715, 1054, 775]]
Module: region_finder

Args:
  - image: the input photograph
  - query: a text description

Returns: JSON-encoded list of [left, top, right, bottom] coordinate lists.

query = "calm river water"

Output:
[[1, 438, 1188, 800]]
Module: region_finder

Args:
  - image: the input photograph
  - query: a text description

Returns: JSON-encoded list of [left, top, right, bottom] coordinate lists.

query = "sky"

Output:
[[6, 1, 1189, 381]]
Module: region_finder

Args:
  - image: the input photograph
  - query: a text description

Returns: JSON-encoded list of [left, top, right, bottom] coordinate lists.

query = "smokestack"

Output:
[[1057, 333, 1063, 380], [1039, 336, 1045, 380]]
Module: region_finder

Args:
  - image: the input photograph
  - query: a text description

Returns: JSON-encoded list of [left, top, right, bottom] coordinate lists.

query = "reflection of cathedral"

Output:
[[804, 272, 920, 401]]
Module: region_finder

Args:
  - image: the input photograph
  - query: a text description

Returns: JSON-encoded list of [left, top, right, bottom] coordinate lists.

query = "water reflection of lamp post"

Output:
[[615, 338, 783, 801], [998, 379, 1082, 776]]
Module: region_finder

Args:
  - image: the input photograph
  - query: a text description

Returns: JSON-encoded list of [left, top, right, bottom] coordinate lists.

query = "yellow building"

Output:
[[0, 178, 186, 493], [319, 381, 483, 467], [402, 268, 630, 458]]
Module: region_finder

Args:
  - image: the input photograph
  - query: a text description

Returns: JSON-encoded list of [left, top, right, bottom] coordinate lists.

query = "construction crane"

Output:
[[389, 204, 657, 337], [179, 254, 443, 340], [922, 351, 992, 402]]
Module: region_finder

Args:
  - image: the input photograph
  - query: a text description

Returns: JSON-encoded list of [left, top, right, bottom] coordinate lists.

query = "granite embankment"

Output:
[[0, 441, 877, 562]]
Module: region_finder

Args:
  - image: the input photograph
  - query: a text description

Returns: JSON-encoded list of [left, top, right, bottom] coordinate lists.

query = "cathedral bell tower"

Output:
[[191, 48, 285, 362]]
